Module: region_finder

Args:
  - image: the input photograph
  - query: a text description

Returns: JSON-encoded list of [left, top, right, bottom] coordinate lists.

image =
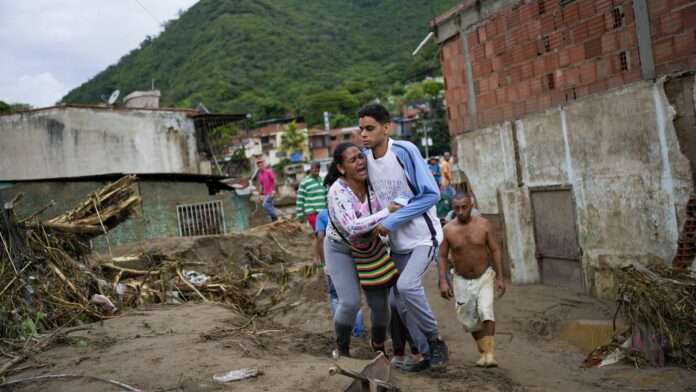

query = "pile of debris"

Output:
[[95, 245, 318, 315], [585, 262, 696, 370], [0, 175, 142, 341]]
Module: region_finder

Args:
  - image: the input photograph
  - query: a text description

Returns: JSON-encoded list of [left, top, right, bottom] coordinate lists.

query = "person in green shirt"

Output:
[[296, 161, 328, 230]]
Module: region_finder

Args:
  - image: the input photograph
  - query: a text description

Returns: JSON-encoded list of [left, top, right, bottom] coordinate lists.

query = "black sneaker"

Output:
[[429, 339, 448, 371], [400, 358, 430, 372]]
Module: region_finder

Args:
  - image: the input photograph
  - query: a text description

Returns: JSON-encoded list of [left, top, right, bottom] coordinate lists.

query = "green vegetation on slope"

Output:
[[61, 0, 457, 126]]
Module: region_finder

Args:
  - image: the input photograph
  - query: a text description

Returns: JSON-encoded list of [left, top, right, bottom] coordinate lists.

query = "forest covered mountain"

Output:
[[61, 0, 458, 125]]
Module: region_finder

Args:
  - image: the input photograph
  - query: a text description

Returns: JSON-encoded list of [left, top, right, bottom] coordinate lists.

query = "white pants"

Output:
[[453, 267, 496, 332]]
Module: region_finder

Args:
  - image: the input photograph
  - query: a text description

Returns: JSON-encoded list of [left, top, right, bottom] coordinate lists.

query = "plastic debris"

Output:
[[90, 294, 117, 314], [212, 368, 260, 382], [183, 270, 210, 285]]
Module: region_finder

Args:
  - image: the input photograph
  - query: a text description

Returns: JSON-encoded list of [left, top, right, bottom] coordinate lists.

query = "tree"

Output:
[[279, 121, 308, 156], [208, 122, 238, 156], [402, 79, 449, 157]]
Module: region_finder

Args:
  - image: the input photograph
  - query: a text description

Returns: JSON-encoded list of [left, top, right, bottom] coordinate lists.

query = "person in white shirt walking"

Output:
[[358, 103, 449, 372]]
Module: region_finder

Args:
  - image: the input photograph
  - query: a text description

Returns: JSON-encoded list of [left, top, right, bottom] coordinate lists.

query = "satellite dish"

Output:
[[107, 90, 120, 105]]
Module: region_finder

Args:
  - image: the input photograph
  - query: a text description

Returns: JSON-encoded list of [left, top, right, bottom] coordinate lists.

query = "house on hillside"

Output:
[[308, 126, 359, 159], [231, 116, 309, 166], [431, 0, 696, 298], [0, 104, 252, 249]]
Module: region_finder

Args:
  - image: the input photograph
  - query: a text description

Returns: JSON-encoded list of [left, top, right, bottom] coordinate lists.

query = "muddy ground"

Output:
[[4, 225, 696, 391]]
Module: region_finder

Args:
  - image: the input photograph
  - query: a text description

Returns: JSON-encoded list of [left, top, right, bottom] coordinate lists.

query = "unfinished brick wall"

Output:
[[440, 0, 696, 135], [649, 0, 696, 74]]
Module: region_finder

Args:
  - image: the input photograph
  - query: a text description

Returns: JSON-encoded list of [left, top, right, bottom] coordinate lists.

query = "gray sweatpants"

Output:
[[391, 245, 440, 359], [324, 237, 390, 349]]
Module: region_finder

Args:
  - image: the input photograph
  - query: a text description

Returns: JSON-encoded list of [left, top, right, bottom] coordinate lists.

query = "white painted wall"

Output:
[[0, 106, 210, 180], [454, 80, 693, 297]]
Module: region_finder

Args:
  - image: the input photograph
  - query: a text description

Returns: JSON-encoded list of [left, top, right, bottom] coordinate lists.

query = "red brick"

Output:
[[607, 74, 624, 89], [512, 47, 526, 64], [476, 27, 486, 44], [478, 77, 490, 93], [650, 18, 661, 37], [538, 92, 552, 110], [661, 11, 682, 35], [572, 22, 589, 44], [559, 48, 571, 67], [521, 62, 534, 79], [505, 7, 522, 30], [519, 3, 534, 23], [531, 76, 544, 95], [543, 0, 558, 13], [490, 73, 501, 89], [513, 101, 526, 117], [495, 87, 507, 103], [493, 36, 507, 55], [587, 15, 606, 38], [533, 57, 546, 76], [674, 30, 696, 56], [491, 56, 504, 72], [540, 14, 556, 34], [525, 95, 540, 114], [596, 58, 611, 78], [472, 45, 486, 62], [589, 80, 608, 94], [595, 0, 613, 13], [579, 62, 596, 83], [648, 0, 669, 17], [653, 38, 675, 64], [528, 20, 542, 40], [562, 3, 580, 25], [601, 31, 618, 53], [502, 102, 514, 120], [486, 18, 499, 37], [555, 71, 567, 90], [585, 37, 603, 59], [519, 80, 531, 99], [523, 42, 540, 60], [683, 5, 696, 30], [478, 91, 498, 110], [569, 45, 586, 64], [578, 0, 596, 19], [545, 53, 560, 72], [459, 102, 468, 116], [515, 26, 529, 45], [462, 116, 473, 131], [482, 108, 504, 125], [508, 66, 523, 84], [575, 84, 590, 99], [623, 2, 635, 23], [623, 68, 642, 83], [485, 41, 495, 58], [505, 31, 516, 51], [549, 31, 564, 51], [618, 29, 637, 49], [507, 85, 519, 102]]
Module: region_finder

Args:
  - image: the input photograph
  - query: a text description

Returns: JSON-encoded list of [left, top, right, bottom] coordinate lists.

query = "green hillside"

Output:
[[61, 0, 457, 126]]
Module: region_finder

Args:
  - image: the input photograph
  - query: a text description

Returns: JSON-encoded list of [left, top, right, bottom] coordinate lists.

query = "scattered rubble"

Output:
[[585, 262, 696, 371]]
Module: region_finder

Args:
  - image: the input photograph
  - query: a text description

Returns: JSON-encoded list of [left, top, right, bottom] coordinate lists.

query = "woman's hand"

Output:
[[387, 203, 402, 213]]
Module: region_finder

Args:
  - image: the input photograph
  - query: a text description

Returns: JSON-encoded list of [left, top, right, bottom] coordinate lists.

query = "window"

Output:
[[619, 51, 629, 71], [612, 7, 625, 29], [176, 200, 226, 236]]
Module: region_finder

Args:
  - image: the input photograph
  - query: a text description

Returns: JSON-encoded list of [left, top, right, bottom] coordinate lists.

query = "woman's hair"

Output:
[[324, 142, 361, 188]]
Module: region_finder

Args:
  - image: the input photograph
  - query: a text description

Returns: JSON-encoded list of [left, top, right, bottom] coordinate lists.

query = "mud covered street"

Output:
[[4, 224, 695, 392]]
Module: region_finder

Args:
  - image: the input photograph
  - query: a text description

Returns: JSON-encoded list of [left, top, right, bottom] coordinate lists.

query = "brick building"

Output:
[[431, 0, 696, 298]]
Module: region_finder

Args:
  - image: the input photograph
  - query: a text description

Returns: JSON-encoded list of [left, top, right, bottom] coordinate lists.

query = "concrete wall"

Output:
[[0, 180, 250, 251], [0, 106, 211, 181], [455, 80, 693, 298]]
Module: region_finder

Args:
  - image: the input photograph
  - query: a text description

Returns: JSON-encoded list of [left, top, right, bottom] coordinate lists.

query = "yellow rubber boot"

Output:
[[475, 338, 487, 367], [483, 336, 498, 367]]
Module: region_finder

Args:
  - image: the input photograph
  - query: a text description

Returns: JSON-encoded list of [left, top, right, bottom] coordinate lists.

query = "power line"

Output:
[[133, 0, 162, 27]]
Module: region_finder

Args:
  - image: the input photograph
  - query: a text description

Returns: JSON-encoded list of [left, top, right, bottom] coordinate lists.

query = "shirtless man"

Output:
[[438, 192, 505, 367]]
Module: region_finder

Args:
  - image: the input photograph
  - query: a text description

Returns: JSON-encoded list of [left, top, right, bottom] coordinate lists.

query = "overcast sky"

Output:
[[0, 0, 199, 107]]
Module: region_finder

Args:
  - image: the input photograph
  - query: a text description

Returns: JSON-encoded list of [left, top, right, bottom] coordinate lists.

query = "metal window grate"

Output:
[[547, 73, 556, 90], [538, 0, 546, 15], [543, 35, 551, 52], [612, 7, 625, 29], [619, 51, 629, 71], [176, 200, 226, 237]]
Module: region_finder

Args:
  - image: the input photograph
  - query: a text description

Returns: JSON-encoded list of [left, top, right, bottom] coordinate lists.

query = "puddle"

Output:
[[556, 319, 626, 355]]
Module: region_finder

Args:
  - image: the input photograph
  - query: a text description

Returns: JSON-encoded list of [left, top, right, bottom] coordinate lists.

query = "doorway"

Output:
[[530, 187, 584, 292]]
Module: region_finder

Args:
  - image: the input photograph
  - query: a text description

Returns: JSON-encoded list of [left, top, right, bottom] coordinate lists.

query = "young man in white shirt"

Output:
[[358, 103, 448, 372]]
